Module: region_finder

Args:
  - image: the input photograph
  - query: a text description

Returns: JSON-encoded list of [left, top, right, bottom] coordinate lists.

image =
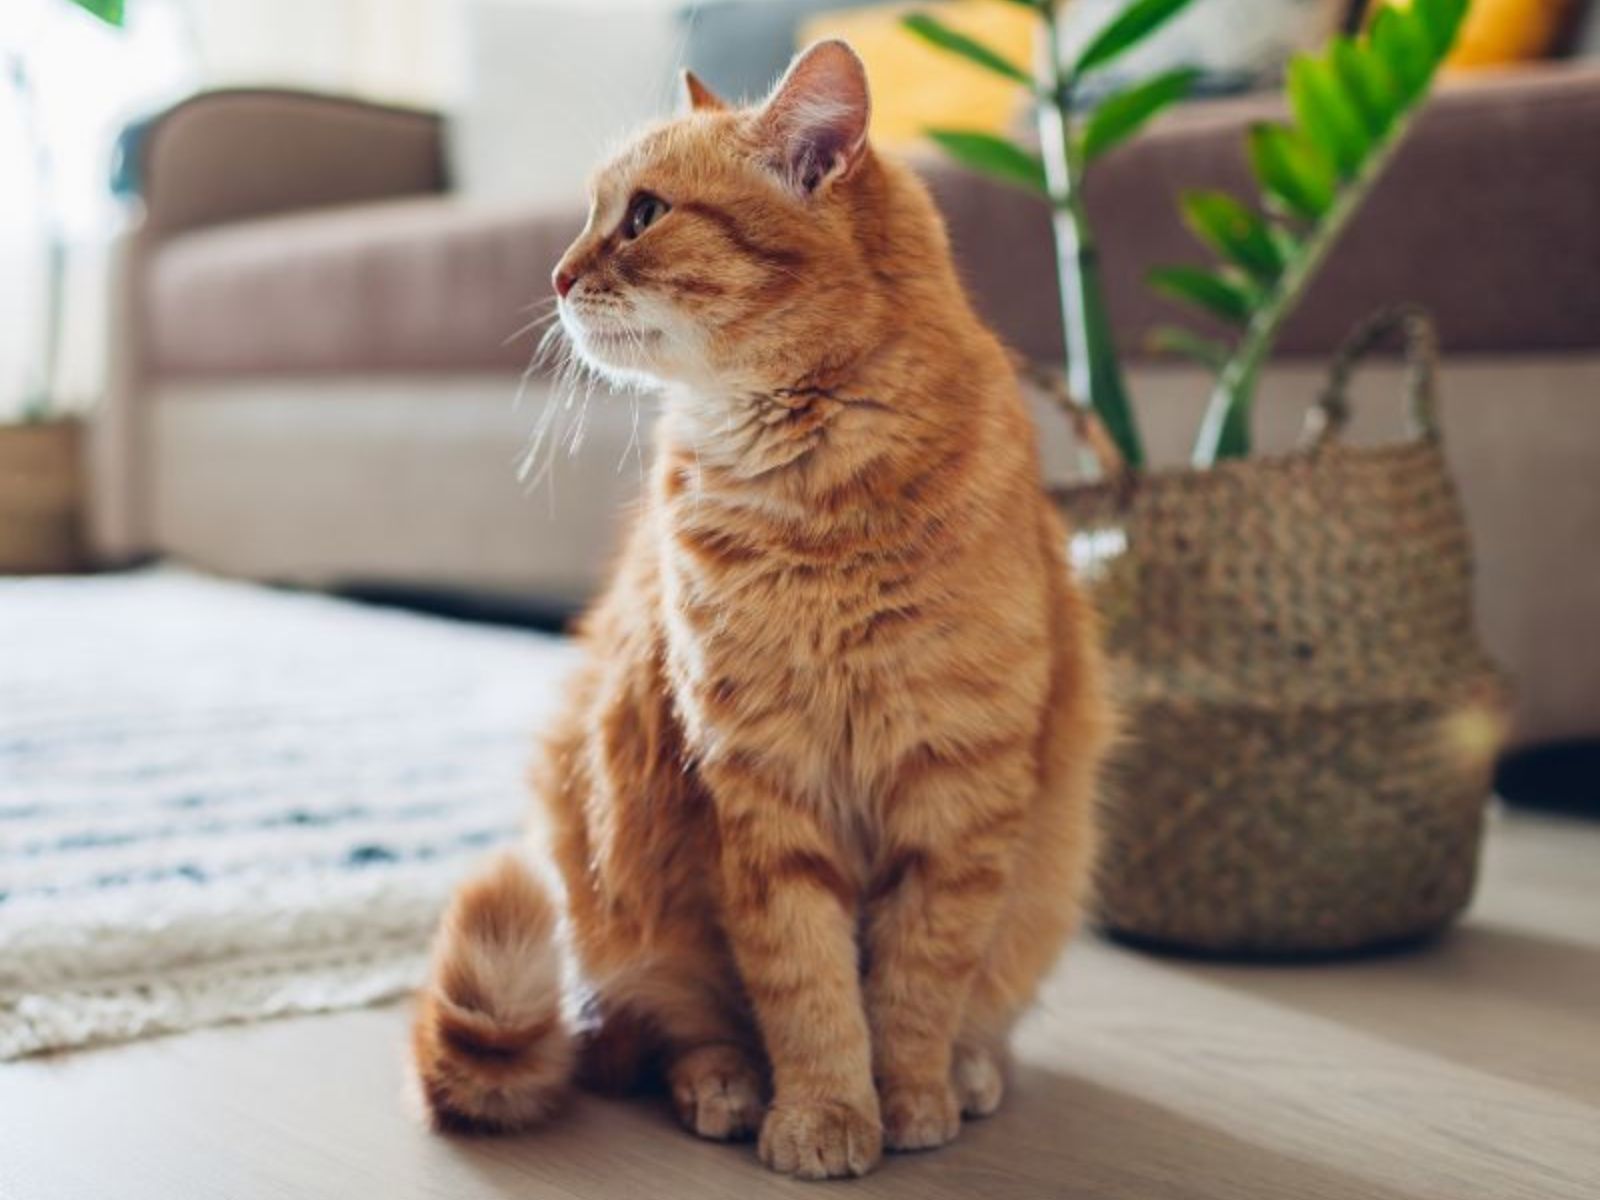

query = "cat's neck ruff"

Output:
[[660, 381, 877, 475], [656, 323, 964, 481]]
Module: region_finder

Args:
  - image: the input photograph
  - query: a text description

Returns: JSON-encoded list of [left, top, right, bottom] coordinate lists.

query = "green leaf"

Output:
[[1147, 325, 1229, 370], [1371, 3, 1434, 103], [1177, 190, 1283, 285], [1414, 0, 1471, 57], [67, 0, 125, 24], [901, 13, 1032, 86], [1247, 122, 1336, 221], [1147, 266, 1253, 326], [1080, 67, 1200, 161], [1287, 53, 1369, 179], [1329, 35, 1398, 139], [925, 129, 1047, 195], [1074, 0, 1198, 76]]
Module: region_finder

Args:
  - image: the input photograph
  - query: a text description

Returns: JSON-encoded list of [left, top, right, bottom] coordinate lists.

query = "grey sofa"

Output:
[[92, 64, 1600, 746]]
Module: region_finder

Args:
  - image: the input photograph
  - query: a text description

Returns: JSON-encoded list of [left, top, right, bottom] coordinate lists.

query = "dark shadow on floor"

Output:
[[1496, 740, 1600, 818], [328, 582, 576, 635]]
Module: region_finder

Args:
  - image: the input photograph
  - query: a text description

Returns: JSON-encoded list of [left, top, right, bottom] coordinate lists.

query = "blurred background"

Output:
[[2, 0, 1598, 768]]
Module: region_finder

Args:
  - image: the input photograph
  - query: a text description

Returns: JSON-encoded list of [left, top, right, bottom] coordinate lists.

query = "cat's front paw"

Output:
[[668, 1043, 765, 1142], [758, 1095, 882, 1180], [881, 1079, 961, 1151]]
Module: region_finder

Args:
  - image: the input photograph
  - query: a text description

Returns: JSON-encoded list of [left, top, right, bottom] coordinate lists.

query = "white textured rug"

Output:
[[0, 570, 578, 1060]]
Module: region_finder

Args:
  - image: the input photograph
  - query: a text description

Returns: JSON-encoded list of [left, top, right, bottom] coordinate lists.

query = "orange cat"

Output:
[[412, 41, 1111, 1179]]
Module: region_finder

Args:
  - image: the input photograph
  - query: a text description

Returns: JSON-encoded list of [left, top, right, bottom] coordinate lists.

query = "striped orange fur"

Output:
[[412, 41, 1112, 1179]]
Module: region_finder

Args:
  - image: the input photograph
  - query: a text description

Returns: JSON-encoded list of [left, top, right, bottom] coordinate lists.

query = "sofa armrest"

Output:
[[137, 89, 446, 240]]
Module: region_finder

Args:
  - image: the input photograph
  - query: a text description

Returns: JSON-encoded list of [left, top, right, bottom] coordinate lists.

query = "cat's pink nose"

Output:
[[554, 268, 577, 299]]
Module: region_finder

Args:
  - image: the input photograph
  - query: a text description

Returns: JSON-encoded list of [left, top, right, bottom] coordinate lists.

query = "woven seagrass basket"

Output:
[[1047, 308, 1508, 955]]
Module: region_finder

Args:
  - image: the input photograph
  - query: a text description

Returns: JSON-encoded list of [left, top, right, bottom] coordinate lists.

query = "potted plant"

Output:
[[907, 0, 1508, 955], [903, 0, 1204, 468], [0, 0, 126, 573]]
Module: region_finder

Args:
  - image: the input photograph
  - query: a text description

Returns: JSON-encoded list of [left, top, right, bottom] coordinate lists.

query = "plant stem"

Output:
[[1191, 106, 1420, 466], [1036, 3, 1143, 469]]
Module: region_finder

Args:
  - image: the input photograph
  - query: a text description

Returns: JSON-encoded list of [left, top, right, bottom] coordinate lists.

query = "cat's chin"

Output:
[[572, 324, 659, 361], [588, 361, 664, 393], [568, 325, 670, 390], [573, 345, 668, 393]]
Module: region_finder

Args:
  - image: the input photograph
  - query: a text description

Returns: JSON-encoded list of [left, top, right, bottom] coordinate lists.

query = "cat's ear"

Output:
[[679, 69, 727, 115], [756, 39, 871, 196]]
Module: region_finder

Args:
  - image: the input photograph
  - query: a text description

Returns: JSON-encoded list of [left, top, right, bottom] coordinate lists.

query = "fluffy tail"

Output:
[[411, 853, 575, 1132]]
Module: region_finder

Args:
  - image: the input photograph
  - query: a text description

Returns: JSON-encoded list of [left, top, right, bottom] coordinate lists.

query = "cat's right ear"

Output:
[[756, 39, 871, 197], [679, 69, 728, 114]]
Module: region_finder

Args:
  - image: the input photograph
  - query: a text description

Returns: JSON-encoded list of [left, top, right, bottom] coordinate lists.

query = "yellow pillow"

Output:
[[1450, 0, 1578, 67], [798, 1, 1037, 150]]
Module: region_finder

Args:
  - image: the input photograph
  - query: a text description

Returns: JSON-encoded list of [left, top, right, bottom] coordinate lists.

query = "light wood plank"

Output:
[[1, 809, 1595, 1199]]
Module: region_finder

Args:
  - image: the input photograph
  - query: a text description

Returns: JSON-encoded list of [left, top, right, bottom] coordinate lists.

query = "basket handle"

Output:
[[1014, 353, 1131, 484], [1301, 304, 1442, 451]]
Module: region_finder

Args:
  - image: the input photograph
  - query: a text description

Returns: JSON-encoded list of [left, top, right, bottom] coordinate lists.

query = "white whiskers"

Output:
[[514, 310, 595, 513], [502, 297, 562, 348]]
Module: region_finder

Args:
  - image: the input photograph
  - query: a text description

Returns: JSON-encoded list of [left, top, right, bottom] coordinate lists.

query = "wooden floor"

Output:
[[2, 808, 1596, 1200]]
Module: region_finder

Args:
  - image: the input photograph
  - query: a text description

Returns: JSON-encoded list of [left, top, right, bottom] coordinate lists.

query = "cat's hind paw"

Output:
[[668, 1043, 765, 1142], [952, 1040, 1006, 1118], [882, 1080, 961, 1151]]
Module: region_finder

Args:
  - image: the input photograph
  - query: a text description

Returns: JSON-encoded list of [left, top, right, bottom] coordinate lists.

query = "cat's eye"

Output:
[[624, 192, 669, 239]]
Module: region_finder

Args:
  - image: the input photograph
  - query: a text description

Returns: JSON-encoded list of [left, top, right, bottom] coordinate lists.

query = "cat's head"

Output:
[[551, 40, 893, 393]]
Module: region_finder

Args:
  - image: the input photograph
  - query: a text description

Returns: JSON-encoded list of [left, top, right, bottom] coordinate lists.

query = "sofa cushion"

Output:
[[148, 196, 581, 378]]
